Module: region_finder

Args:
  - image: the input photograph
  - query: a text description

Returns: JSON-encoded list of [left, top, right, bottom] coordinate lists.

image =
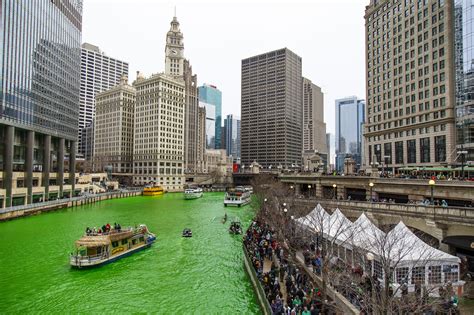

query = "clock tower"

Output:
[[165, 14, 184, 77]]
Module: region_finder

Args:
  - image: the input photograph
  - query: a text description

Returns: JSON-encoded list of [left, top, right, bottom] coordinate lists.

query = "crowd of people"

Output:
[[244, 220, 334, 315], [85, 222, 122, 235]]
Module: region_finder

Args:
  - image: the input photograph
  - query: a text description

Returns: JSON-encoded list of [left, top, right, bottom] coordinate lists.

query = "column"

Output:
[[58, 138, 65, 198], [337, 185, 346, 200], [315, 182, 323, 199], [4, 126, 14, 207], [43, 134, 51, 201], [25, 130, 34, 204], [69, 140, 76, 196]]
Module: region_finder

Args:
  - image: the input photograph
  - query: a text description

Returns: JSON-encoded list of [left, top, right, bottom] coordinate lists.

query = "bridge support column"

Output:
[[315, 182, 322, 199], [295, 184, 301, 196], [337, 185, 346, 200]]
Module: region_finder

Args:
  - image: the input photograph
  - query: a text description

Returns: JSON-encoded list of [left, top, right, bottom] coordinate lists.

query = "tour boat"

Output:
[[70, 224, 156, 268], [224, 186, 251, 207], [143, 185, 164, 196], [184, 187, 203, 200]]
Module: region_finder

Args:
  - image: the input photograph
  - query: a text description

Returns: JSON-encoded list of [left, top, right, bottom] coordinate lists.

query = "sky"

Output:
[[82, 0, 368, 136]]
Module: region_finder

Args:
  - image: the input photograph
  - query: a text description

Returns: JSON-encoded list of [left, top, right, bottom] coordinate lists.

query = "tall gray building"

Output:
[[0, 0, 82, 207], [79, 43, 129, 158], [241, 48, 303, 169], [224, 114, 241, 161]]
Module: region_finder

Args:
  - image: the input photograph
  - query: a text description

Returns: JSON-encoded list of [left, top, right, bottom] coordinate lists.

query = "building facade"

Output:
[[198, 84, 222, 149], [132, 73, 185, 191], [94, 76, 135, 175], [241, 48, 303, 169], [79, 43, 128, 157], [0, 0, 82, 207], [197, 106, 206, 170], [201, 101, 216, 149], [303, 78, 327, 157], [336, 97, 365, 172], [80, 123, 94, 162], [364, 0, 457, 172], [224, 114, 241, 161], [454, 0, 474, 163]]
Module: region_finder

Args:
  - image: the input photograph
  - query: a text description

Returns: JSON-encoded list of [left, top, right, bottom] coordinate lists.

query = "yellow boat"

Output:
[[143, 185, 165, 196]]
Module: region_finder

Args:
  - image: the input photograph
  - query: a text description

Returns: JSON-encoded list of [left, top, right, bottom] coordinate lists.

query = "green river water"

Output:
[[0, 192, 261, 314]]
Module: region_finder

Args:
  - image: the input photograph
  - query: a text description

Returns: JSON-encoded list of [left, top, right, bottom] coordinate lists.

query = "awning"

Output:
[[443, 236, 474, 252]]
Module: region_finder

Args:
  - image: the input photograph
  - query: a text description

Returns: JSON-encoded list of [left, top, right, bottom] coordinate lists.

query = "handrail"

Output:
[[0, 189, 142, 214]]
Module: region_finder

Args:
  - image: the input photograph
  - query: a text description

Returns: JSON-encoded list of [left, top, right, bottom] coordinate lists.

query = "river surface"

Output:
[[0, 192, 261, 314]]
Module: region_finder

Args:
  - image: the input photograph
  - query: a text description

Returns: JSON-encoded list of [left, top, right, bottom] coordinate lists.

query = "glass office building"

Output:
[[224, 114, 241, 160], [200, 101, 216, 149], [454, 0, 474, 161], [198, 84, 222, 149], [335, 97, 365, 172], [0, 0, 82, 206]]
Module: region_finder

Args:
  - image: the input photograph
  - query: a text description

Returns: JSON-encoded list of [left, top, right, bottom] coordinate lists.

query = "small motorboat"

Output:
[[229, 220, 242, 235], [182, 228, 192, 238]]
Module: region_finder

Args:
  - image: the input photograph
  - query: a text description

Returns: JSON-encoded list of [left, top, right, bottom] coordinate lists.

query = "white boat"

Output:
[[184, 187, 203, 199], [224, 186, 251, 207]]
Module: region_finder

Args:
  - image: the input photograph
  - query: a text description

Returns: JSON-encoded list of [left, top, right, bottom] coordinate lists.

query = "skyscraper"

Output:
[[94, 76, 135, 175], [364, 0, 457, 171], [198, 84, 222, 149], [224, 114, 241, 161], [79, 43, 129, 158], [303, 78, 327, 156], [335, 97, 365, 172], [241, 48, 303, 169], [454, 0, 474, 164], [0, 0, 82, 206], [164, 15, 199, 173]]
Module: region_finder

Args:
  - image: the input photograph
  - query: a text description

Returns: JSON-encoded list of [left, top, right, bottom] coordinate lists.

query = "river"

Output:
[[0, 192, 261, 314]]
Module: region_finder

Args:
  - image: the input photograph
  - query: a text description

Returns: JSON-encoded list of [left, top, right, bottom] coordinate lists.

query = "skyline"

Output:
[[82, 0, 368, 136]]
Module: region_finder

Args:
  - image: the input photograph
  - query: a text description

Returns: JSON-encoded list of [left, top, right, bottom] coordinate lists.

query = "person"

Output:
[[106, 223, 111, 232], [85, 227, 92, 235], [224, 213, 227, 221]]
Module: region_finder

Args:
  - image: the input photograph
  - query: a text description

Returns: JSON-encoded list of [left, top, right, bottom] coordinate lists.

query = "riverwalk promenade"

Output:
[[0, 189, 142, 221]]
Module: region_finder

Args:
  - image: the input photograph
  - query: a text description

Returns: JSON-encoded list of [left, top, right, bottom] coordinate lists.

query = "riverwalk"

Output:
[[0, 189, 142, 221]]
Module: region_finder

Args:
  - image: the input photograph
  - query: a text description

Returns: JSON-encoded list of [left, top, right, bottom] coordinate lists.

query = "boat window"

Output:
[[112, 241, 119, 247], [139, 237, 144, 242], [132, 239, 137, 245], [121, 239, 128, 245]]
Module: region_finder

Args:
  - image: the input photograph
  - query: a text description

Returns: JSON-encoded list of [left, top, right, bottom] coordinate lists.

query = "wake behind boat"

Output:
[[70, 224, 156, 269], [184, 187, 203, 200]]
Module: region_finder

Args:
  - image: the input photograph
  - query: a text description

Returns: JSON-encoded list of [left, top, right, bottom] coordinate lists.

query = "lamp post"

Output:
[[308, 184, 312, 197], [428, 179, 435, 205], [369, 182, 374, 202], [457, 146, 468, 180], [332, 184, 337, 199], [366, 252, 376, 311]]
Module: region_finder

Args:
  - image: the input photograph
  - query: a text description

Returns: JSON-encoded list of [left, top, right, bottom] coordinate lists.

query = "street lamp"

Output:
[[264, 198, 267, 202], [308, 184, 312, 197], [429, 179, 435, 205], [284, 208, 288, 214], [369, 182, 374, 202], [283, 202, 287, 207], [332, 183, 337, 199]]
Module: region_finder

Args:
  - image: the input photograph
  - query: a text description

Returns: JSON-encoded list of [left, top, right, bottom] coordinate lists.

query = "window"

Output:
[[412, 266, 426, 284], [384, 143, 392, 164], [112, 241, 119, 247], [396, 267, 409, 284], [121, 239, 128, 245], [395, 141, 404, 164], [429, 266, 442, 284], [435, 135, 446, 162], [443, 265, 459, 283], [420, 137, 430, 163], [407, 140, 416, 163]]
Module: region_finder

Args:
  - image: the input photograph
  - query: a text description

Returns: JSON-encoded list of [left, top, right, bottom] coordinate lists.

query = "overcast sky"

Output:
[[82, 0, 368, 135]]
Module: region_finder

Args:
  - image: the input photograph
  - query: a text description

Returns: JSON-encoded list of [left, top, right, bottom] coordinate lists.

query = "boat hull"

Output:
[[143, 191, 164, 196], [184, 192, 203, 199], [71, 237, 156, 269], [224, 198, 251, 207]]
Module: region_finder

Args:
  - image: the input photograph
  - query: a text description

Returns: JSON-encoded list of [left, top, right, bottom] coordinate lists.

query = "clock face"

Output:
[[171, 49, 177, 55]]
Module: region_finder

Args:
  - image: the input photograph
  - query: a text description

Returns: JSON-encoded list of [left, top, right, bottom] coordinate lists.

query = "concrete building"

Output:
[[79, 43, 129, 158], [335, 97, 365, 172], [364, 0, 457, 172], [241, 48, 303, 169], [454, 0, 474, 164], [198, 84, 222, 149], [94, 76, 135, 176], [200, 149, 233, 176], [132, 73, 185, 191], [224, 114, 241, 161], [80, 123, 94, 162], [197, 106, 207, 169], [303, 78, 327, 161], [0, 0, 82, 207]]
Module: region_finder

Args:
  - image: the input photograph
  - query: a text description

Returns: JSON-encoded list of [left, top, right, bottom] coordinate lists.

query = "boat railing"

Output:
[[70, 252, 109, 261], [84, 227, 135, 237]]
